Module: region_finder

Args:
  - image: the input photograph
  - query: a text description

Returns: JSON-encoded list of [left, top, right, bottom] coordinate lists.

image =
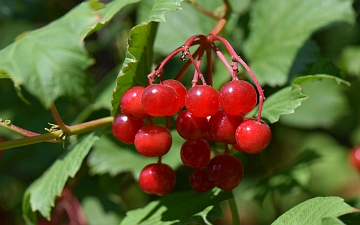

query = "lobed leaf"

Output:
[[22, 133, 99, 224], [120, 188, 231, 225], [111, 0, 183, 117], [272, 197, 359, 225], [250, 84, 308, 123], [292, 74, 350, 86], [0, 0, 139, 108], [243, 0, 355, 86]]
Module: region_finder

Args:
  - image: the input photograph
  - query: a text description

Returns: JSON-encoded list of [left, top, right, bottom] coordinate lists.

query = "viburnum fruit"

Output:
[[112, 114, 144, 144], [120, 86, 148, 119], [185, 85, 219, 117], [139, 163, 176, 196], [142, 84, 178, 116], [219, 80, 257, 115], [189, 167, 215, 193], [163, 79, 187, 114], [208, 154, 244, 191], [349, 144, 360, 171], [180, 139, 211, 168], [235, 119, 271, 154], [208, 110, 243, 143], [176, 110, 209, 140], [134, 125, 172, 157]]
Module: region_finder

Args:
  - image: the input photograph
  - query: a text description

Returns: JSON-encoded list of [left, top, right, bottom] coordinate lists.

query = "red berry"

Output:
[[139, 163, 176, 196], [134, 125, 172, 157], [232, 143, 244, 152], [112, 114, 144, 144], [349, 145, 360, 171], [219, 80, 257, 115], [208, 154, 244, 191], [142, 84, 178, 116], [176, 110, 209, 140], [163, 79, 187, 114], [185, 85, 219, 117], [208, 111, 244, 144], [120, 86, 148, 119], [235, 119, 271, 154], [190, 168, 215, 193], [180, 139, 211, 168]]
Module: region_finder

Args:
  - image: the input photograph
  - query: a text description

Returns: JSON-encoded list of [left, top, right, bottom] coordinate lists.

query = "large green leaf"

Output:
[[280, 75, 350, 128], [255, 84, 308, 123], [22, 133, 100, 224], [0, 0, 138, 108], [120, 188, 231, 225], [340, 46, 360, 79], [110, 0, 183, 117], [88, 130, 183, 179], [243, 0, 355, 86], [272, 197, 359, 225], [250, 74, 350, 124]]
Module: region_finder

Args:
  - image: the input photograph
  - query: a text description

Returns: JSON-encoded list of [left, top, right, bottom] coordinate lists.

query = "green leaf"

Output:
[[249, 84, 308, 123], [292, 74, 350, 86], [111, 0, 183, 117], [249, 74, 350, 124], [280, 76, 350, 128], [22, 133, 99, 223], [0, 70, 10, 78], [0, 0, 138, 108], [88, 130, 183, 178], [243, 0, 355, 86], [120, 189, 231, 225], [0, 2, 99, 108], [272, 197, 359, 225]]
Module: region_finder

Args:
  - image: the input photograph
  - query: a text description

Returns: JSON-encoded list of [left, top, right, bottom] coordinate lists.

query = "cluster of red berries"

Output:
[[112, 78, 271, 196]]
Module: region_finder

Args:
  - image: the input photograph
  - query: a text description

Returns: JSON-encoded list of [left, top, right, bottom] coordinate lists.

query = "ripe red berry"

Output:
[[142, 84, 178, 116], [163, 79, 187, 114], [185, 85, 219, 117], [208, 154, 244, 191], [235, 119, 271, 154], [180, 139, 211, 168], [176, 110, 209, 140], [120, 86, 148, 119], [189, 168, 215, 193], [112, 114, 144, 144], [219, 80, 257, 115], [134, 125, 172, 157], [349, 145, 360, 171], [208, 111, 244, 144], [139, 163, 176, 196]]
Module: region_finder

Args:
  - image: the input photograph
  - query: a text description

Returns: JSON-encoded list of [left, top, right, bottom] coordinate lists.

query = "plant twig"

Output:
[[50, 103, 71, 134], [229, 197, 240, 225]]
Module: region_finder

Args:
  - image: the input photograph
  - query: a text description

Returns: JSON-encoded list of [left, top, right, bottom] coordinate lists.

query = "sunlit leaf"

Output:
[[111, 0, 183, 117], [243, 0, 355, 86], [272, 197, 359, 225], [22, 133, 99, 223], [120, 189, 231, 225]]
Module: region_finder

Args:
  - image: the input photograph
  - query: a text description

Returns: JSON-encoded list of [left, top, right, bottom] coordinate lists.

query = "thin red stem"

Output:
[[206, 48, 213, 86]]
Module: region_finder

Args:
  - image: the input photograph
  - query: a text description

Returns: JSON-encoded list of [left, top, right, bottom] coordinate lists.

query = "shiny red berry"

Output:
[[208, 154, 244, 191], [112, 114, 144, 144], [185, 85, 219, 117], [180, 139, 211, 168], [163, 79, 187, 114], [134, 125, 172, 157], [176, 110, 209, 140], [235, 119, 271, 154], [142, 84, 178, 116], [139, 163, 176, 196], [120, 86, 148, 119], [219, 80, 257, 115], [208, 111, 244, 144]]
